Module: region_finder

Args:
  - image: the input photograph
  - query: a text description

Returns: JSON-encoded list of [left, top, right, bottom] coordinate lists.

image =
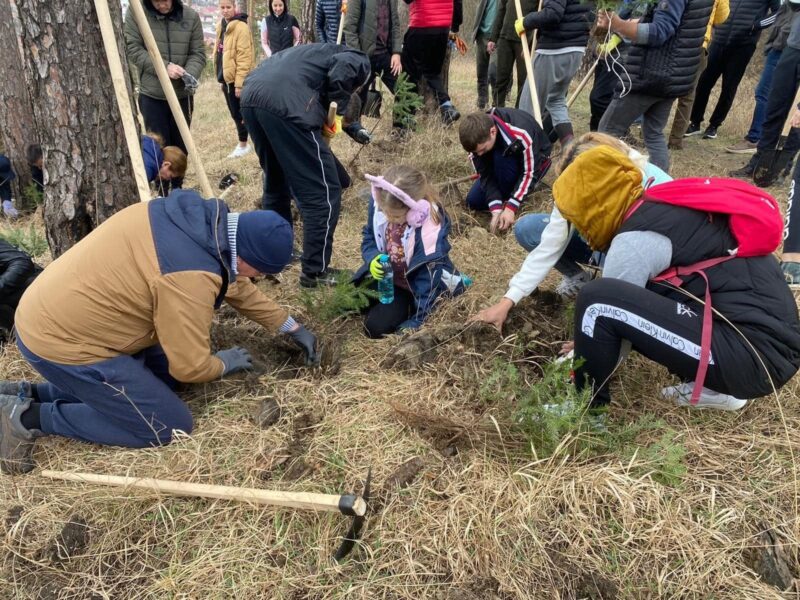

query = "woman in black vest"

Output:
[[260, 0, 301, 58], [554, 146, 800, 411]]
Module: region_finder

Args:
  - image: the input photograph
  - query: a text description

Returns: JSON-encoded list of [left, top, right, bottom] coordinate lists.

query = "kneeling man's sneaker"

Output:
[[661, 382, 747, 411]]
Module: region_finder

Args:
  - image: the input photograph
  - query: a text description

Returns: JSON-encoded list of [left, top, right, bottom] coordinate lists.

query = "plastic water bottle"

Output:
[[378, 255, 394, 304], [461, 274, 473, 288]]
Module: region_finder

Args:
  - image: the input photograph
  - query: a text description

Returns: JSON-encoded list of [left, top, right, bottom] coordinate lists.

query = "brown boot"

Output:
[[0, 395, 43, 475]]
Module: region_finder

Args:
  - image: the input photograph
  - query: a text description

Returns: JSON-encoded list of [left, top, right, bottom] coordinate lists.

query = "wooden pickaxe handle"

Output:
[[567, 58, 598, 109], [41, 470, 367, 517]]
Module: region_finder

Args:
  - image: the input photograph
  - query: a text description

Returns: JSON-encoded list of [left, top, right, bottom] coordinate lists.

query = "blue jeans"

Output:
[[747, 49, 782, 143], [513, 213, 594, 277], [18, 336, 192, 448]]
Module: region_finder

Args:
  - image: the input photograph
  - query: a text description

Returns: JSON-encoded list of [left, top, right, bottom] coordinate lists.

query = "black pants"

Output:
[[138, 94, 193, 190], [589, 59, 618, 131], [402, 27, 451, 107], [359, 52, 400, 126], [574, 278, 766, 406], [222, 83, 248, 143], [786, 159, 800, 253], [363, 286, 415, 338], [495, 38, 525, 108], [690, 41, 757, 129], [242, 106, 341, 276]]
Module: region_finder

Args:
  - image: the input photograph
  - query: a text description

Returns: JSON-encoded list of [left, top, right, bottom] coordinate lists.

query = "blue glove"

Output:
[[215, 346, 253, 375], [3, 200, 18, 219], [288, 324, 321, 367]]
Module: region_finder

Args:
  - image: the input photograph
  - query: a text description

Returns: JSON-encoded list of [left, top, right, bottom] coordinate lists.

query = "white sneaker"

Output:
[[661, 382, 747, 411], [227, 144, 252, 159], [555, 271, 593, 299]]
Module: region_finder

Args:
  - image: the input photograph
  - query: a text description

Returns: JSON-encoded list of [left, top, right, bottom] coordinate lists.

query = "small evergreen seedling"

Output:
[[299, 274, 378, 323], [0, 224, 48, 257], [392, 72, 424, 131], [21, 183, 43, 210]]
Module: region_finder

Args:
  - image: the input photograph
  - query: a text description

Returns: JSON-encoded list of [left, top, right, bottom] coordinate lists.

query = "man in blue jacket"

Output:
[[597, 0, 714, 173]]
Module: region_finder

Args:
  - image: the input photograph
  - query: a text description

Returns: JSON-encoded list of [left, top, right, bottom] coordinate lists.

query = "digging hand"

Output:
[[216, 346, 254, 375], [288, 324, 321, 367], [369, 254, 387, 279], [470, 298, 513, 334]]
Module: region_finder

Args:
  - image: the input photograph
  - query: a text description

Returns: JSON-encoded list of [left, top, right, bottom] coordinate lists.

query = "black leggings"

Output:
[[786, 160, 800, 253], [363, 286, 415, 338], [222, 83, 248, 143], [402, 27, 451, 107], [574, 278, 767, 406]]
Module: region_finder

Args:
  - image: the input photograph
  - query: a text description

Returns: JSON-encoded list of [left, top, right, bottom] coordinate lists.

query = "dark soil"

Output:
[[743, 527, 798, 591], [383, 457, 425, 492], [210, 319, 306, 380], [253, 398, 282, 429], [259, 411, 323, 481], [44, 516, 90, 563], [6, 504, 23, 531]]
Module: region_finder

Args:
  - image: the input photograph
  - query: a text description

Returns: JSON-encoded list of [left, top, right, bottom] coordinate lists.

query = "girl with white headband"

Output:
[[353, 166, 469, 338]]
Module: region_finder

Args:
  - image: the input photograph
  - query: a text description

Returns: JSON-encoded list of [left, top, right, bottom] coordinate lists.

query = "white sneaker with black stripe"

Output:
[[661, 382, 747, 411]]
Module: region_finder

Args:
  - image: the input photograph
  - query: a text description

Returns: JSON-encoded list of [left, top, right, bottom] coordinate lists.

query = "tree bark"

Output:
[[300, 0, 316, 42], [14, 0, 139, 257], [0, 0, 38, 204]]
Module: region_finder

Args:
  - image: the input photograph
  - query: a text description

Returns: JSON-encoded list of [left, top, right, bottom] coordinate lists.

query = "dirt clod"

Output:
[[47, 516, 90, 562], [574, 572, 619, 599], [253, 398, 282, 428], [6, 505, 23, 531], [384, 457, 425, 492], [744, 528, 798, 591]]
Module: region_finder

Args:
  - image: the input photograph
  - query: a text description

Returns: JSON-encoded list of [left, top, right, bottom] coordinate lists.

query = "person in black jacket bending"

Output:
[[241, 44, 370, 288], [0, 240, 40, 337]]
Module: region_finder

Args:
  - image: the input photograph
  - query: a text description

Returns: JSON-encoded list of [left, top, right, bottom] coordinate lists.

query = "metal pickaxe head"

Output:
[[334, 467, 372, 561]]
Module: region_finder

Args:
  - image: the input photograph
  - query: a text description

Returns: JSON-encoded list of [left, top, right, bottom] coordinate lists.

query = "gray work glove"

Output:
[[288, 325, 321, 367], [215, 346, 253, 375]]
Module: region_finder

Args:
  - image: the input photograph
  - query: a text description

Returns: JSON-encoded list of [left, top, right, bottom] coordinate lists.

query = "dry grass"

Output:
[[2, 55, 800, 599]]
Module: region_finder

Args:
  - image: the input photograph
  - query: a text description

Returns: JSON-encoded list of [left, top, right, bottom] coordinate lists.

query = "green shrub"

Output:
[[392, 72, 424, 131], [299, 274, 378, 323], [0, 225, 48, 258]]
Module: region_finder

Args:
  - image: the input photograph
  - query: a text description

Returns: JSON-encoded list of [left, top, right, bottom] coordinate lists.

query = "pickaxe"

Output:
[[41, 468, 372, 561], [218, 172, 240, 200]]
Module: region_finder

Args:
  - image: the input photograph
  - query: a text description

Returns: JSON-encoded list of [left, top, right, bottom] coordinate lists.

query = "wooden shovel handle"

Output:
[[328, 102, 338, 128], [514, 0, 543, 126], [41, 470, 366, 516], [567, 58, 598, 109]]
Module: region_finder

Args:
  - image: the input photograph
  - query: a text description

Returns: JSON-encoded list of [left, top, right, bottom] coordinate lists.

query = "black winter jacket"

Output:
[[241, 44, 371, 130], [764, 1, 792, 52], [522, 0, 595, 50], [625, 0, 714, 98], [712, 0, 780, 46], [619, 202, 800, 398], [491, 0, 538, 42], [0, 240, 40, 309]]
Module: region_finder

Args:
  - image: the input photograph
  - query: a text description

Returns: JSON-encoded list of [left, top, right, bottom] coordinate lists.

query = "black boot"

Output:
[[554, 122, 575, 146]]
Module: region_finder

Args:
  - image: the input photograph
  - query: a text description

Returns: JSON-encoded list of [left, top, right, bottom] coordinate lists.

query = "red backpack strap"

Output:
[[652, 256, 733, 405]]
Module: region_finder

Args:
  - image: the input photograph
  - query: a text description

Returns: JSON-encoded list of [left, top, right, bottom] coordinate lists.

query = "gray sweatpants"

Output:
[[598, 92, 676, 174], [519, 51, 584, 126]]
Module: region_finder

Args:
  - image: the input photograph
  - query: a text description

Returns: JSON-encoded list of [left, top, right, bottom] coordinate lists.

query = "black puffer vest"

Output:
[[618, 202, 800, 396], [625, 0, 714, 98], [265, 1, 295, 54], [538, 0, 596, 50]]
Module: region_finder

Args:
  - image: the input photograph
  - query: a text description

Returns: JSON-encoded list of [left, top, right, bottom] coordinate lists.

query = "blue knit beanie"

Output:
[[235, 210, 293, 274]]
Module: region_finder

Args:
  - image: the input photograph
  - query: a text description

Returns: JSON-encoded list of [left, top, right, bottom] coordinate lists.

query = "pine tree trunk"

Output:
[[14, 0, 139, 258], [0, 0, 37, 204], [300, 0, 316, 42]]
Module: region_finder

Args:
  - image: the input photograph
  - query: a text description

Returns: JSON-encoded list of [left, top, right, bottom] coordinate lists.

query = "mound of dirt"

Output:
[[259, 410, 323, 481], [210, 320, 306, 379]]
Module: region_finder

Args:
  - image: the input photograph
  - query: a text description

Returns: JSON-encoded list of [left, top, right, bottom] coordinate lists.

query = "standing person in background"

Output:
[[316, 0, 343, 43], [685, 0, 780, 140], [725, 1, 794, 154], [515, 0, 596, 146], [597, 0, 715, 174], [667, 0, 729, 150], [0, 156, 18, 219], [215, 0, 256, 159], [489, 0, 537, 108], [401, 0, 462, 125], [343, 0, 403, 128], [472, 0, 499, 109], [261, 0, 302, 57], [124, 0, 205, 190], [729, 0, 800, 183]]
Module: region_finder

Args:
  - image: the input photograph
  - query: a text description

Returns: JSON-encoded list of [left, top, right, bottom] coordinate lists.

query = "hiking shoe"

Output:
[[726, 139, 758, 154], [684, 123, 702, 137], [299, 268, 353, 289], [0, 395, 43, 474], [440, 103, 461, 126], [555, 270, 593, 299], [0, 381, 32, 399], [702, 126, 718, 139], [661, 383, 747, 411], [728, 162, 755, 179], [782, 262, 800, 288], [227, 144, 252, 159]]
